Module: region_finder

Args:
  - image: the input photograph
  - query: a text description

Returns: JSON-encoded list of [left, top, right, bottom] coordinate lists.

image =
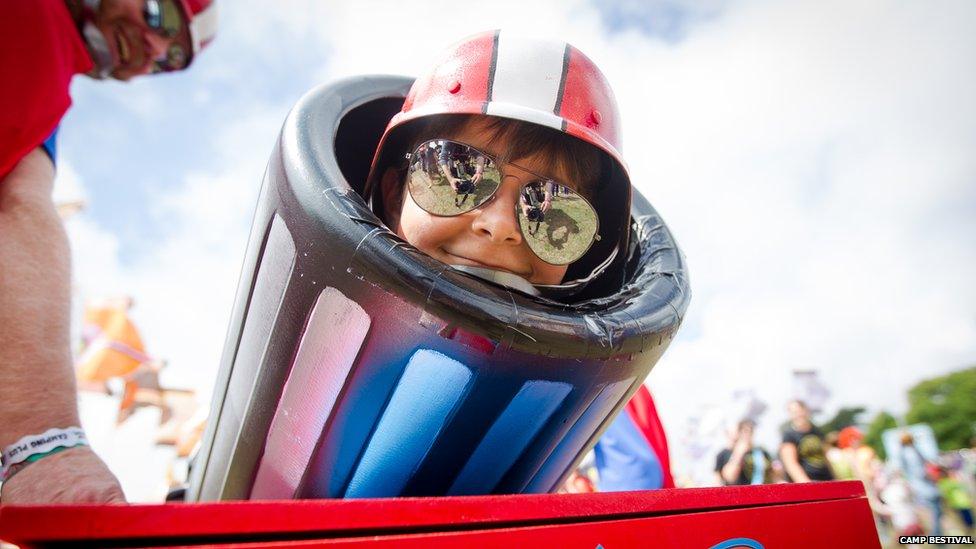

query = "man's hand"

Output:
[[731, 436, 751, 456], [1, 446, 126, 504], [562, 471, 596, 493]]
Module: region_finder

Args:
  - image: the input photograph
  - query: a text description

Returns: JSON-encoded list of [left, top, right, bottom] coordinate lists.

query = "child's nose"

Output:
[[470, 176, 523, 245]]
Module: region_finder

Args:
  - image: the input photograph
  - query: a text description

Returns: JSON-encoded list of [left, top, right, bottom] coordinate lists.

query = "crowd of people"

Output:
[[708, 399, 976, 543]]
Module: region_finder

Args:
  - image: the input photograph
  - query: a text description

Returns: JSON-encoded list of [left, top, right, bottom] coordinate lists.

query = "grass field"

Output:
[[520, 194, 596, 263], [409, 171, 499, 215]]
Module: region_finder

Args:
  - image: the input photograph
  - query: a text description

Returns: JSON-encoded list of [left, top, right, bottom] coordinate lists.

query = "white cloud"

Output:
[[51, 161, 88, 205], [622, 0, 976, 478], [61, 0, 976, 487]]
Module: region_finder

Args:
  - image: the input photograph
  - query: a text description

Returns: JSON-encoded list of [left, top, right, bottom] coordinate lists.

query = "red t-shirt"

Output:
[[0, 1, 93, 179]]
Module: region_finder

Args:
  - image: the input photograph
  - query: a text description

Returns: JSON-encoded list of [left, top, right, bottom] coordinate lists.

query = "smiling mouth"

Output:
[[116, 29, 130, 65]]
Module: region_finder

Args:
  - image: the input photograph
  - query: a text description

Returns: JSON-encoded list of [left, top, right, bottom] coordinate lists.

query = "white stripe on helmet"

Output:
[[189, 3, 219, 53], [485, 30, 567, 130]]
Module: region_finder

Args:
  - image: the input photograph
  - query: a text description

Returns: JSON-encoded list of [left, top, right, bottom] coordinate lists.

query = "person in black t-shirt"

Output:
[[780, 399, 834, 482], [715, 420, 773, 485]]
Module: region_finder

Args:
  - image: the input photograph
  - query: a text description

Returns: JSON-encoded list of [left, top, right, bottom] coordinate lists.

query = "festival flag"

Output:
[[729, 388, 768, 424], [791, 370, 831, 413], [76, 297, 151, 383]]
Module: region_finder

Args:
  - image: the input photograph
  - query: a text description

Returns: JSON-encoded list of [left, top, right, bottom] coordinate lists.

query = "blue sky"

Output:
[[596, 0, 729, 43], [60, 8, 326, 261], [55, 0, 976, 490]]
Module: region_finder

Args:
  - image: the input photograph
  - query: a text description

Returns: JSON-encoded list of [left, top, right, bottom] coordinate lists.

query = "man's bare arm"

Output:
[[720, 446, 747, 485], [0, 148, 124, 503], [779, 442, 810, 483]]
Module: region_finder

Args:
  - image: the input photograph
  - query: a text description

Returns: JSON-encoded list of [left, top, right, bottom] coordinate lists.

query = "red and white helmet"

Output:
[[178, 0, 218, 68], [369, 30, 633, 296]]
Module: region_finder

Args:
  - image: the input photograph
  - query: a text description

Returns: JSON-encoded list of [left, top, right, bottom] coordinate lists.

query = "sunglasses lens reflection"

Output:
[[144, 0, 161, 28], [406, 140, 501, 216], [167, 44, 187, 69], [145, 0, 183, 36], [517, 180, 598, 265]]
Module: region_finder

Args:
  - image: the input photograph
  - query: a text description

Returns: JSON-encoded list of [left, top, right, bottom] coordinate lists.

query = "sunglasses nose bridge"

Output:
[[499, 174, 529, 199], [469, 185, 523, 245], [493, 170, 538, 212], [496, 158, 538, 185]]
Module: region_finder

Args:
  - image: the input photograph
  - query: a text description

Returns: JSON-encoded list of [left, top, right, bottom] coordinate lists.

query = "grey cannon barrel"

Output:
[[188, 76, 690, 501]]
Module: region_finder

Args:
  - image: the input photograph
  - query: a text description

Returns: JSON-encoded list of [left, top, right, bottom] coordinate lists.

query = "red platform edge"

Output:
[[0, 481, 870, 545]]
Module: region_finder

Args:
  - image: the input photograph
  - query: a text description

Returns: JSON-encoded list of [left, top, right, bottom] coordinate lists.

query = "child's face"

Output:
[[391, 119, 578, 285]]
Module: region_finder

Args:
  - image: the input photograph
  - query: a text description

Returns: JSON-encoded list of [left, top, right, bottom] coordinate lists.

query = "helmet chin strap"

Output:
[[533, 246, 621, 300], [450, 244, 621, 301], [450, 265, 540, 297], [80, 0, 113, 79]]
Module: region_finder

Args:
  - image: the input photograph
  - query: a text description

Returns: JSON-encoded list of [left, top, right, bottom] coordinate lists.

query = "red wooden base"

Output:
[[0, 481, 879, 548]]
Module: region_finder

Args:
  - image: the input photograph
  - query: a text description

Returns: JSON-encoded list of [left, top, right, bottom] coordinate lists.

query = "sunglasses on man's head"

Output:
[[405, 139, 601, 266], [143, 0, 189, 72]]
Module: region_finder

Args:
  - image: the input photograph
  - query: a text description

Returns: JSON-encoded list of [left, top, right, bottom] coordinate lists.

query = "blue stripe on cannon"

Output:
[[524, 377, 636, 493], [344, 349, 473, 498], [449, 379, 572, 495]]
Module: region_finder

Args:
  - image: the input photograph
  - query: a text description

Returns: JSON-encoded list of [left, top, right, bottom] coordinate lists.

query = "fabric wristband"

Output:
[[1, 427, 88, 482]]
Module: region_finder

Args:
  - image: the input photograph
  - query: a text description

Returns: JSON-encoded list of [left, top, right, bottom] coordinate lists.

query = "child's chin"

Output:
[[449, 264, 540, 296]]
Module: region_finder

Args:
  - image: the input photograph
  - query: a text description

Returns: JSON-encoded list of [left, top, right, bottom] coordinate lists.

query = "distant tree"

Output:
[[822, 406, 867, 434], [905, 366, 976, 451], [864, 411, 899, 460]]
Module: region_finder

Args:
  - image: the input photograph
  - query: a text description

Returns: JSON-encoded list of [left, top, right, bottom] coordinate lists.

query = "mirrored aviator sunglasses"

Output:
[[405, 139, 601, 266], [144, 0, 190, 73]]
